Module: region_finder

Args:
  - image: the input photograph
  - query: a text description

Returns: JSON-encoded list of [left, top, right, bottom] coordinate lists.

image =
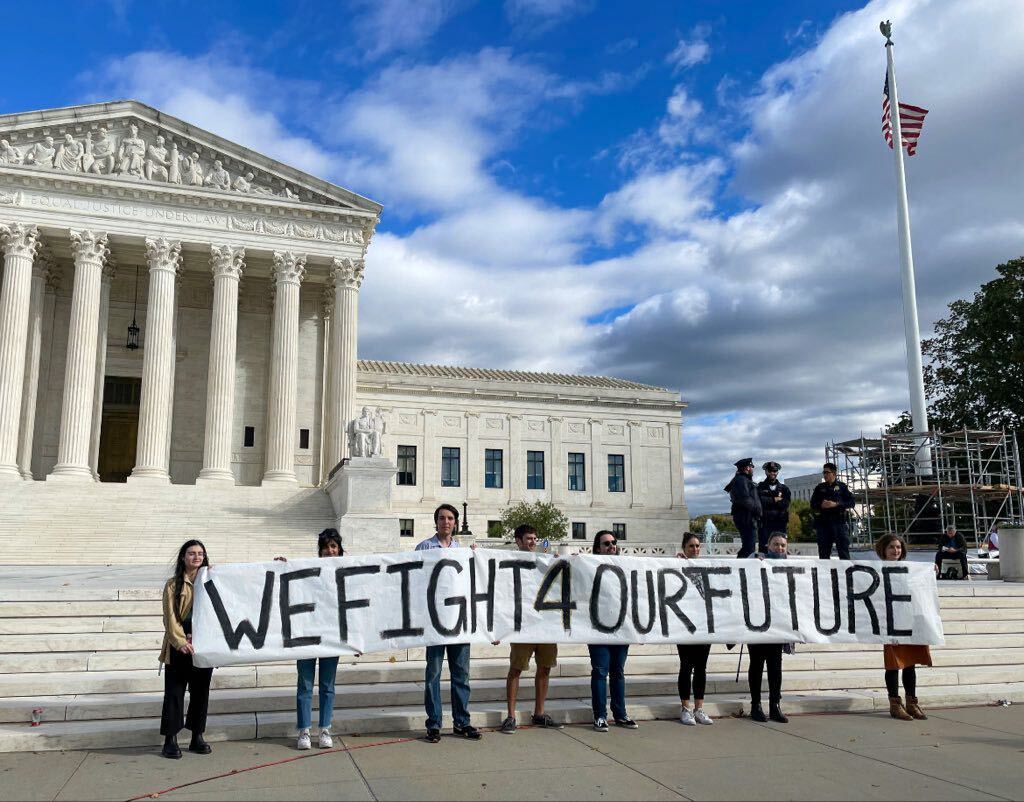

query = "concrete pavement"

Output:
[[0, 704, 1021, 801]]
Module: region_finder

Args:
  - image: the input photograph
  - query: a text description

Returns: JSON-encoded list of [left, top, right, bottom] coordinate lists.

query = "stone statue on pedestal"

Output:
[[347, 406, 385, 458]]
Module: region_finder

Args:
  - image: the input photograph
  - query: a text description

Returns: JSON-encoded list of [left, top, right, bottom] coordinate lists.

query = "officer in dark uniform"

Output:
[[757, 461, 791, 554], [810, 462, 855, 559], [725, 458, 762, 558]]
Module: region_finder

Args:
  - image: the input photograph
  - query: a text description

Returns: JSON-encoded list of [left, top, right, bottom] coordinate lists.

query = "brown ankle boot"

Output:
[[889, 697, 913, 721], [905, 696, 927, 720]]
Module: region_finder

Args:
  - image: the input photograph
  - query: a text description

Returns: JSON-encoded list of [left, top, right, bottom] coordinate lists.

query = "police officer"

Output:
[[757, 461, 791, 554], [725, 458, 761, 558], [810, 462, 855, 559]]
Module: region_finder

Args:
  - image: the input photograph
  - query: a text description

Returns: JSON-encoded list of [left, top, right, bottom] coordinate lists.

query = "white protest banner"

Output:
[[191, 549, 944, 668]]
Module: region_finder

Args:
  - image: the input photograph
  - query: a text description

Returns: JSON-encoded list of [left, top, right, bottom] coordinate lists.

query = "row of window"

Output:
[[398, 519, 627, 541], [240, 426, 311, 450], [396, 445, 627, 492]]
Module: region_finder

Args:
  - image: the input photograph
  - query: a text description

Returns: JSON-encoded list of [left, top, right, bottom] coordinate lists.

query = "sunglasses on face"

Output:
[[600, 540, 617, 548]]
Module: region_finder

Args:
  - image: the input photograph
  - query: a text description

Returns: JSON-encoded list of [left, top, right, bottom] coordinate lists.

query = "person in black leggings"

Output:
[[676, 533, 714, 725], [747, 532, 790, 724]]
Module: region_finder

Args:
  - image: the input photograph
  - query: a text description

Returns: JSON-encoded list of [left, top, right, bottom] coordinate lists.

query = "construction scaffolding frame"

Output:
[[827, 429, 1024, 548]]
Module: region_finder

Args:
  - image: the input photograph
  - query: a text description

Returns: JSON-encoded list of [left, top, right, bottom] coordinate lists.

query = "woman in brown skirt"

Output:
[[875, 534, 930, 721]]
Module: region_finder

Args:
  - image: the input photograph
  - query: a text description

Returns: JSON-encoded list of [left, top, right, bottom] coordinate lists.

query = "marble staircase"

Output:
[[0, 579, 1022, 751], [0, 482, 337, 564]]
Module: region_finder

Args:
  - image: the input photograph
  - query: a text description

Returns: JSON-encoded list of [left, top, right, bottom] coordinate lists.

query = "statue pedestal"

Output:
[[324, 457, 399, 554], [999, 528, 1024, 582]]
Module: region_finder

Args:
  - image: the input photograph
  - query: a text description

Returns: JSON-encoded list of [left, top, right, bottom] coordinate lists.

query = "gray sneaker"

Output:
[[531, 713, 563, 729], [500, 716, 517, 734], [594, 717, 609, 732], [694, 709, 714, 725], [680, 708, 695, 726]]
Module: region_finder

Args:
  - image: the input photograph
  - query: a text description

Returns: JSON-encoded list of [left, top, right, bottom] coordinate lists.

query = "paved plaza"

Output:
[[1, 704, 1021, 801]]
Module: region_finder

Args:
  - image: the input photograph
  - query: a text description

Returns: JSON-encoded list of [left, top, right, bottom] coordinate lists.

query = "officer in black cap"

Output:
[[757, 461, 791, 554], [810, 462, 855, 559], [724, 458, 762, 558]]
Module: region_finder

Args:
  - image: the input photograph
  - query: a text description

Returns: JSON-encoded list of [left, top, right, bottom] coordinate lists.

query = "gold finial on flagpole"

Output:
[[880, 20, 893, 45]]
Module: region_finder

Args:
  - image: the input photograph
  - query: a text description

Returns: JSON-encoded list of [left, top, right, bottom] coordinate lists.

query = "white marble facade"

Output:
[[0, 101, 690, 547]]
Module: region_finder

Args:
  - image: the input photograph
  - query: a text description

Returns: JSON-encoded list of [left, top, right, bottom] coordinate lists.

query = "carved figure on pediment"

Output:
[[87, 128, 116, 174], [232, 171, 255, 193], [347, 406, 386, 458], [281, 185, 297, 199], [54, 133, 85, 171], [144, 135, 170, 181], [0, 139, 21, 165], [117, 123, 145, 178], [24, 136, 55, 168], [168, 142, 181, 184], [204, 159, 231, 191], [183, 151, 203, 186]]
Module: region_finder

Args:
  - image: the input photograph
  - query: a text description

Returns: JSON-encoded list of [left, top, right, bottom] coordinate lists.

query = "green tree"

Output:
[[497, 501, 570, 541], [890, 256, 1024, 431], [688, 514, 738, 535], [788, 499, 816, 542]]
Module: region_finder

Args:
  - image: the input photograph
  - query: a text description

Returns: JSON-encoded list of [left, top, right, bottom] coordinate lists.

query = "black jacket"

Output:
[[726, 471, 762, 521], [810, 480, 855, 523], [757, 480, 791, 524], [937, 532, 968, 553]]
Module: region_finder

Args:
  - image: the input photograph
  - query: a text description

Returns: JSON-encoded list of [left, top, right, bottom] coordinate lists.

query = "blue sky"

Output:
[[4, 0, 1022, 513]]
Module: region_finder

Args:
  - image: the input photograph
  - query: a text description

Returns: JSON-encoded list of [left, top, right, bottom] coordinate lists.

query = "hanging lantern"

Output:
[[126, 265, 140, 350]]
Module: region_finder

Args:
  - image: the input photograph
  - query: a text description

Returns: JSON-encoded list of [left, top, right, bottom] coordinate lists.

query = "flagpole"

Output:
[[882, 21, 932, 475]]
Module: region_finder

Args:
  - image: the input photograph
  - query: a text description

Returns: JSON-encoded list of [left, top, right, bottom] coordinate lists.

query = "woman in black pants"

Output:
[[747, 532, 790, 724], [676, 533, 713, 725], [160, 540, 214, 759]]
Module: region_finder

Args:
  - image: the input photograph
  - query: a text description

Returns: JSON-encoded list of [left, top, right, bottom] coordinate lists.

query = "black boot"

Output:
[[750, 703, 767, 723], [769, 702, 789, 724], [161, 735, 182, 759], [188, 733, 212, 755]]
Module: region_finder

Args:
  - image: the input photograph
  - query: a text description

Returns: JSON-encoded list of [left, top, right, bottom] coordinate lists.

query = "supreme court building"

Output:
[[0, 101, 689, 561]]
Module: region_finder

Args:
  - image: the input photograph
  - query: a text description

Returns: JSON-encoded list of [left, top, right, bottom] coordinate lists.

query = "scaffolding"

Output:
[[827, 429, 1024, 548]]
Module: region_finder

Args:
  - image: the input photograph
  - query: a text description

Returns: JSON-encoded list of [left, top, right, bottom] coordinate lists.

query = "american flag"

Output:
[[882, 74, 928, 155]]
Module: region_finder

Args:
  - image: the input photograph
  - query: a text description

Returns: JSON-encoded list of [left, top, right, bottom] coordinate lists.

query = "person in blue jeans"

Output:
[[416, 504, 481, 743], [277, 528, 345, 750], [588, 530, 639, 732]]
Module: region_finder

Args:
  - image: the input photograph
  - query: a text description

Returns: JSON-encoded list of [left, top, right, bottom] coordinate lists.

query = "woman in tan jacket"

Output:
[[875, 534, 931, 721], [160, 540, 213, 759]]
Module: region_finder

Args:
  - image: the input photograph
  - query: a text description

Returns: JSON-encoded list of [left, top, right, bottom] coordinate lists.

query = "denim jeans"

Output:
[[588, 644, 629, 721], [424, 643, 471, 730], [296, 656, 339, 730]]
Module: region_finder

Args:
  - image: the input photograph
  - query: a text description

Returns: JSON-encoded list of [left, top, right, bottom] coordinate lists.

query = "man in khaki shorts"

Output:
[[500, 524, 563, 734]]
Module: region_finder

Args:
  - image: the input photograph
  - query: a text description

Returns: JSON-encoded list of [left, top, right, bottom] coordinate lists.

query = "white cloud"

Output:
[[504, 0, 592, 33], [667, 24, 711, 73], [348, 0, 468, 61]]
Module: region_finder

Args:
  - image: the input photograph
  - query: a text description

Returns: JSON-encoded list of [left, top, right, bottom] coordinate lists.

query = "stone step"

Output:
[[0, 601, 162, 617], [0, 617, 165, 635], [2, 682, 1022, 753]]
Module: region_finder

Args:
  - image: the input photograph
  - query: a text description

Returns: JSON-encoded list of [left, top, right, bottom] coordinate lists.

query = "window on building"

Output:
[[568, 452, 586, 491], [396, 445, 416, 486], [299, 428, 310, 449], [399, 519, 414, 538], [487, 520, 504, 538], [442, 447, 461, 487], [485, 449, 503, 489], [608, 454, 625, 492], [527, 450, 545, 490], [613, 523, 627, 541], [572, 522, 586, 540], [243, 426, 255, 448]]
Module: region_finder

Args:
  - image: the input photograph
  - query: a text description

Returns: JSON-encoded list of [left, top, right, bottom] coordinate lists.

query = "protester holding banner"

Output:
[[500, 524, 563, 735], [276, 529, 345, 750], [415, 504, 481, 742], [876, 534, 932, 721], [676, 533, 714, 726], [746, 532, 791, 724], [588, 530, 640, 732], [159, 540, 214, 759]]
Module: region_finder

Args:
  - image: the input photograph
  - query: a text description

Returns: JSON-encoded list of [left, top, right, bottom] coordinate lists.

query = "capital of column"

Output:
[[101, 255, 117, 282], [330, 256, 364, 290], [211, 244, 245, 280], [0, 223, 40, 259], [69, 230, 109, 265], [272, 251, 306, 285], [145, 237, 181, 274]]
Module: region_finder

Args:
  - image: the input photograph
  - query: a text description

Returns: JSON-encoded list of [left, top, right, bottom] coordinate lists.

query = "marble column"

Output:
[[15, 248, 51, 480], [50, 231, 109, 481], [589, 418, 605, 508], [668, 420, 686, 509], [262, 251, 306, 485], [317, 285, 334, 484], [323, 257, 364, 473], [0, 224, 40, 480], [163, 267, 182, 474], [128, 238, 181, 483], [30, 266, 61, 478], [198, 245, 245, 485], [88, 258, 116, 480], [628, 420, 646, 507]]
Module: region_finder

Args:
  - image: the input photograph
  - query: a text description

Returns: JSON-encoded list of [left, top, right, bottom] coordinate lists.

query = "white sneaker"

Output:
[[680, 708, 695, 726], [318, 728, 333, 748], [694, 709, 714, 725], [296, 729, 311, 750]]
